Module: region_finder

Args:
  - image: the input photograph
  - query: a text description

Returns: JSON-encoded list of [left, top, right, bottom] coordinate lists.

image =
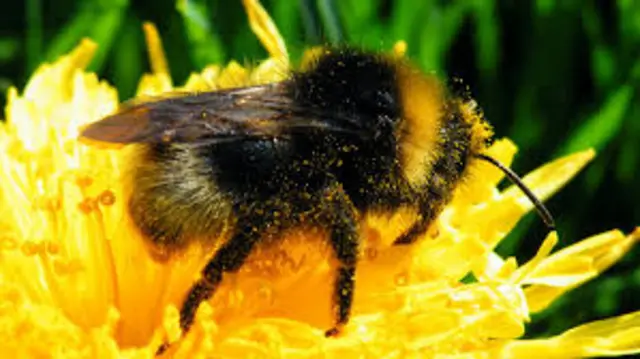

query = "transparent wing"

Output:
[[81, 83, 367, 144]]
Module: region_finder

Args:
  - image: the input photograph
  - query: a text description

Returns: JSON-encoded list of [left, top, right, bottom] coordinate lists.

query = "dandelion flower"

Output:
[[0, 0, 639, 358]]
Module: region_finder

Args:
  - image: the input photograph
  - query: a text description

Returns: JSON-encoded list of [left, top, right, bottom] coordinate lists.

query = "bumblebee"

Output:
[[82, 48, 554, 353]]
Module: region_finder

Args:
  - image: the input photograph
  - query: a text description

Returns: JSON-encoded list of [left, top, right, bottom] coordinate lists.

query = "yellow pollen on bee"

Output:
[[394, 63, 444, 187]]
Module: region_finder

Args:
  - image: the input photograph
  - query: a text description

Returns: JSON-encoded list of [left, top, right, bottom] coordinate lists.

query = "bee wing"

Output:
[[81, 83, 367, 144]]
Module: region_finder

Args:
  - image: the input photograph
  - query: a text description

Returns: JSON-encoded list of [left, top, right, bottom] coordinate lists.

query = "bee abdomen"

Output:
[[129, 144, 233, 257]]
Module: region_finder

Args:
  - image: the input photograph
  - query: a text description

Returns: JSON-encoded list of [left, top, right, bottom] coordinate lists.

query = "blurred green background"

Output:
[[1, 0, 639, 345]]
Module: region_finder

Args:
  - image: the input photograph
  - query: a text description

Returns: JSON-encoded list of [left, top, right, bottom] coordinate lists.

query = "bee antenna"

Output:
[[475, 154, 556, 232]]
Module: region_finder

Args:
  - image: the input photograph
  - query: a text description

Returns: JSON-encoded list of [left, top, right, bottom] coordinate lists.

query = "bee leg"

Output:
[[394, 199, 442, 245], [322, 186, 359, 337], [393, 219, 429, 245], [157, 220, 263, 355]]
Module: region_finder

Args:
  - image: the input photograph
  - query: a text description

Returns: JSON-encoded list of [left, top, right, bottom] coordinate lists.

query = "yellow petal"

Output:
[[503, 148, 596, 209], [183, 65, 221, 91], [503, 311, 640, 358], [461, 148, 595, 252], [215, 61, 250, 89], [136, 22, 173, 95], [510, 231, 558, 284], [242, 0, 289, 64], [142, 22, 169, 76], [524, 228, 639, 312]]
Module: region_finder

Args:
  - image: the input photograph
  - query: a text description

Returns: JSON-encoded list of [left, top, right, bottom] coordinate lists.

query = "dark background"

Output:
[[1, 0, 638, 345]]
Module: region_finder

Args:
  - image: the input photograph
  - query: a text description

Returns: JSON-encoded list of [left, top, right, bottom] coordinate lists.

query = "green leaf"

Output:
[[272, 0, 301, 48], [591, 46, 615, 90], [299, 0, 321, 44], [0, 38, 19, 64], [391, 0, 434, 42], [336, 0, 379, 44], [86, 9, 126, 73], [536, 0, 555, 15], [341, 0, 376, 25], [631, 57, 640, 82], [176, 0, 225, 69], [417, 8, 445, 71], [584, 158, 607, 193], [111, 14, 143, 100], [583, 3, 615, 90], [616, 103, 640, 183], [317, 0, 343, 44], [44, 2, 127, 70], [95, 0, 128, 9], [26, 0, 43, 73], [616, 136, 638, 184], [618, 0, 640, 46], [471, 0, 498, 76], [44, 8, 96, 63], [418, 2, 469, 72], [557, 85, 633, 155]]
